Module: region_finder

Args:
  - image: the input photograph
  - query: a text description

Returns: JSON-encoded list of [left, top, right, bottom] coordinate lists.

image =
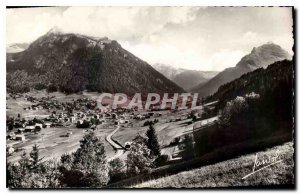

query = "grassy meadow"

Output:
[[132, 142, 294, 188]]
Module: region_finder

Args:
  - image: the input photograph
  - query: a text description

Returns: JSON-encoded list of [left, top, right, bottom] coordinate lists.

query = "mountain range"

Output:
[[6, 28, 292, 96], [6, 28, 184, 94], [152, 64, 219, 91], [190, 43, 292, 97]]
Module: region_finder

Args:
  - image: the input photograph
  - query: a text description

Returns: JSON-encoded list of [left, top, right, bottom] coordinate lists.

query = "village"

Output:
[[6, 92, 218, 163]]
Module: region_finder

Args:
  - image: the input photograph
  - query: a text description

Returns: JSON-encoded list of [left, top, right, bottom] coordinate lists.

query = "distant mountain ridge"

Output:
[[152, 64, 219, 91], [6, 28, 184, 94], [191, 43, 292, 97], [6, 43, 29, 53], [209, 59, 293, 110]]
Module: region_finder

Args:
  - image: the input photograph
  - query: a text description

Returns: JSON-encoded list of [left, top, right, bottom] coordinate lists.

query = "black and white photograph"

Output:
[[4, 5, 295, 189]]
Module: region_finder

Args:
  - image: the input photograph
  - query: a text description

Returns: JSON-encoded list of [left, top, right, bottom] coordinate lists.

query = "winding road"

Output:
[[105, 101, 219, 161], [106, 125, 124, 161]]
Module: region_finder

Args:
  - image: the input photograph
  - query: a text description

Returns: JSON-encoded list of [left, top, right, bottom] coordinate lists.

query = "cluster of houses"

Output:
[[23, 95, 98, 112], [9, 93, 166, 134], [7, 94, 166, 156], [6, 118, 53, 140], [21, 94, 165, 123], [7, 92, 170, 159], [8, 108, 163, 139]]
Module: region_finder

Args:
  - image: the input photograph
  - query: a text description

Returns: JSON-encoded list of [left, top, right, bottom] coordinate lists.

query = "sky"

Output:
[[6, 6, 294, 71]]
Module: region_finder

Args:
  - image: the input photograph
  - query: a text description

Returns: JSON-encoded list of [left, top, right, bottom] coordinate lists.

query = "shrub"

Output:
[[126, 135, 153, 176], [76, 120, 91, 128], [108, 158, 126, 183], [154, 154, 169, 167], [59, 131, 109, 188]]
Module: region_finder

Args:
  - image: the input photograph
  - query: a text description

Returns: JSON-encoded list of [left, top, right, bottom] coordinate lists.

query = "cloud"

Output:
[[210, 49, 246, 71], [6, 7, 199, 44], [243, 31, 258, 40]]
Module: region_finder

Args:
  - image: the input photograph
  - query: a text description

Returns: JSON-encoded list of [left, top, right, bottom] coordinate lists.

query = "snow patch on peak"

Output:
[[47, 26, 63, 35]]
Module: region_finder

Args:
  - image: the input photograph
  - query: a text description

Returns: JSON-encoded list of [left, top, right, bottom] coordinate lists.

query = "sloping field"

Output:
[[7, 126, 115, 163], [132, 142, 294, 188]]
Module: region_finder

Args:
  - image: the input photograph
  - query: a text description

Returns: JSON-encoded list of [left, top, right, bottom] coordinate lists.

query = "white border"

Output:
[[1, 0, 297, 6], [0, 0, 298, 193]]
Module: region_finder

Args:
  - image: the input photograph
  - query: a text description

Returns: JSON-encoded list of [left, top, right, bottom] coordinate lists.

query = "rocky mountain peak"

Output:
[[191, 42, 292, 97], [7, 29, 184, 94]]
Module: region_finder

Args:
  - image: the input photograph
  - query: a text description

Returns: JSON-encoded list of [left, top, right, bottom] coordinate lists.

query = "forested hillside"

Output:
[[7, 29, 184, 94]]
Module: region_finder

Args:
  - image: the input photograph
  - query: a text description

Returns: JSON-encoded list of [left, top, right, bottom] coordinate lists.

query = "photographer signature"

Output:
[[242, 150, 282, 179]]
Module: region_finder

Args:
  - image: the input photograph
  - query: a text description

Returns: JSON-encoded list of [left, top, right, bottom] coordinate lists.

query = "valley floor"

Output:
[[6, 90, 198, 163], [132, 142, 294, 188]]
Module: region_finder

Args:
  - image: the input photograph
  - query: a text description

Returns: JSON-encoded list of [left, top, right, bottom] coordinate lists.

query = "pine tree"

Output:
[[179, 135, 195, 161], [126, 134, 153, 176], [146, 124, 161, 157], [60, 131, 109, 187], [30, 144, 42, 172]]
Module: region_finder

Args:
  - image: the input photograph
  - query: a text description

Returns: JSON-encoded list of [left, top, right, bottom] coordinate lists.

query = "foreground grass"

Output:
[[132, 142, 294, 188]]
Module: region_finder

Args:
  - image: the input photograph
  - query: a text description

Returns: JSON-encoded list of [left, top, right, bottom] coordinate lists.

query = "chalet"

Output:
[[78, 120, 84, 125], [91, 125, 96, 130], [14, 121, 26, 128], [25, 126, 35, 132], [15, 135, 25, 141], [104, 113, 112, 119], [35, 123, 43, 129], [7, 132, 16, 140], [119, 119, 129, 124], [112, 113, 118, 119], [155, 113, 163, 117], [193, 116, 218, 132], [245, 92, 260, 99], [7, 146, 14, 155], [52, 118, 59, 123], [125, 141, 132, 149], [99, 119, 105, 124], [132, 134, 146, 144], [43, 123, 52, 128], [70, 116, 76, 123], [66, 131, 72, 137], [17, 128, 25, 134], [147, 112, 155, 117], [136, 114, 145, 120], [93, 115, 100, 119], [120, 113, 131, 120]]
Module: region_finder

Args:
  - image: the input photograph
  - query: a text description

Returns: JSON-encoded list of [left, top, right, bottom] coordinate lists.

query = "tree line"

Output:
[[7, 123, 164, 188], [194, 60, 293, 157]]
